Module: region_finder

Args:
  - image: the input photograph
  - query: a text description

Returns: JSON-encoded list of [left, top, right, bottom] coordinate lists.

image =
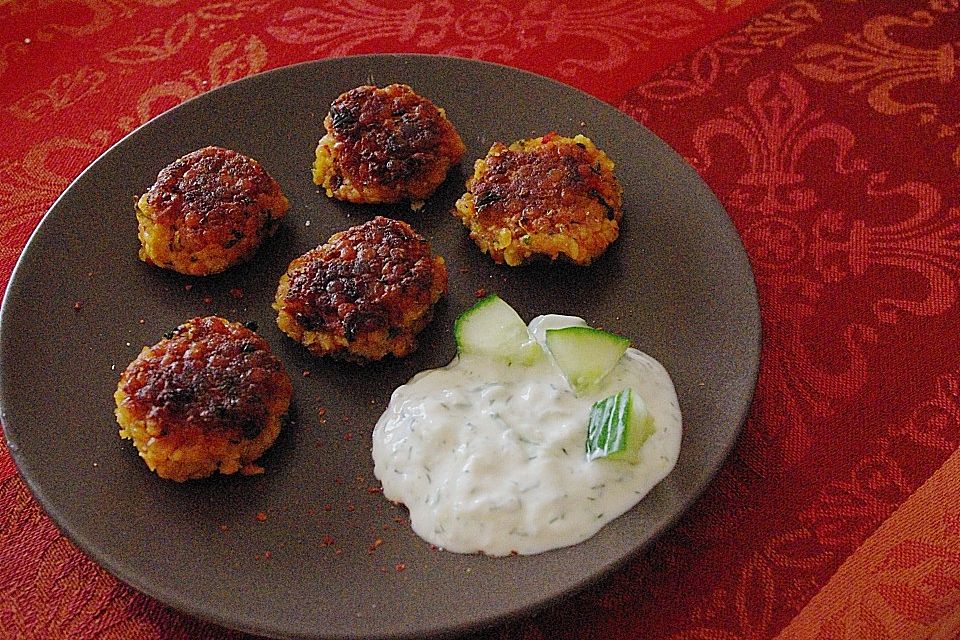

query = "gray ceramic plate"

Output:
[[0, 55, 759, 639]]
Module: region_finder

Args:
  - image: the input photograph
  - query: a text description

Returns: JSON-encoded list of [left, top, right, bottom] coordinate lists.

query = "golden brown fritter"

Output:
[[312, 84, 465, 207], [454, 134, 623, 266], [274, 216, 447, 361], [114, 316, 293, 482], [137, 146, 289, 276]]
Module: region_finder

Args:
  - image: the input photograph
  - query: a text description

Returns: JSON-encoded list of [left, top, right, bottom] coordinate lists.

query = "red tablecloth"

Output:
[[3, 1, 960, 639]]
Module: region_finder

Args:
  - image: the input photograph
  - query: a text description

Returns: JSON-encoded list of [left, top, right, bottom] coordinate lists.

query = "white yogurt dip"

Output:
[[371, 315, 682, 555]]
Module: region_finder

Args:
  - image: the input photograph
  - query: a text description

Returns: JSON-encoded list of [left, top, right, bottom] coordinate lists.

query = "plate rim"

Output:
[[0, 53, 761, 640]]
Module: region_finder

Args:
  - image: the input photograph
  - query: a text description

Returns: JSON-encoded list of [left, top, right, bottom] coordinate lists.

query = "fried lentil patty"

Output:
[[312, 84, 465, 207], [136, 146, 289, 275], [454, 134, 623, 266], [274, 216, 447, 361], [114, 316, 293, 482]]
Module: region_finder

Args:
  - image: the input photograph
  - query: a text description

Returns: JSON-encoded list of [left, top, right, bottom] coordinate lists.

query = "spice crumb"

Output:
[[138, 318, 145, 324], [184, 284, 193, 291], [256, 512, 268, 522], [228, 287, 244, 300], [368, 538, 383, 553], [323, 504, 333, 512], [73, 301, 84, 312], [367, 486, 382, 494], [474, 288, 487, 298], [347, 504, 356, 512], [302, 370, 311, 378], [335, 548, 344, 556], [219, 524, 229, 532], [202, 295, 213, 305], [264, 551, 272, 559], [458, 267, 469, 274], [395, 563, 406, 572], [322, 534, 335, 546]]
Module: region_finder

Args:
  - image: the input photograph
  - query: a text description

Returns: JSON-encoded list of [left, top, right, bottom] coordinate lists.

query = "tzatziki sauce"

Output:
[[371, 314, 682, 556]]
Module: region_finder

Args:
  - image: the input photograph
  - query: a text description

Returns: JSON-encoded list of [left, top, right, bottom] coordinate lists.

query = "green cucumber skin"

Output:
[[586, 388, 654, 464], [453, 294, 501, 350], [545, 326, 630, 393], [453, 294, 542, 364]]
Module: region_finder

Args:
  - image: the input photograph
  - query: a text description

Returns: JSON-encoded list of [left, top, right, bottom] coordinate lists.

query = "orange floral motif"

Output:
[[0, 468, 232, 639], [0, 137, 103, 276], [744, 323, 876, 472], [267, 1, 454, 53], [8, 67, 107, 121], [813, 176, 960, 323], [666, 372, 960, 640], [130, 35, 269, 125], [776, 451, 960, 640], [102, 1, 269, 66], [103, 12, 197, 64], [891, 372, 960, 453], [743, 0, 821, 48], [794, 9, 960, 165], [505, 2, 704, 77], [622, 2, 821, 112], [0, 40, 29, 80], [694, 0, 748, 11], [693, 73, 866, 214], [799, 453, 911, 549], [929, 0, 959, 12], [26, 0, 132, 40], [794, 11, 955, 121], [267, 1, 704, 79], [208, 35, 268, 87]]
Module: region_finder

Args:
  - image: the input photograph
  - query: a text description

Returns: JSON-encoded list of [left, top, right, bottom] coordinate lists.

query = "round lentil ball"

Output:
[[136, 146, 289, 275], [312, 84, 465, 208], [454, 133, 623, 266], [274, 216, 448, 362], [114, 316, 292, 482]]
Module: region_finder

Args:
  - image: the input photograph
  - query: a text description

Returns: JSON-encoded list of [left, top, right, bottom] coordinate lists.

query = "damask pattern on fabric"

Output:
[[613, 1, 960, 638], [1, 0, 958, 638]]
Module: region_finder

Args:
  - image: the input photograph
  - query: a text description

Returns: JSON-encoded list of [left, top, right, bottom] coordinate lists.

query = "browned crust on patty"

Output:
[[116, 316, 292, 440], [274, 216, 447, 361], [138, 146, 289, 274], [315, 84, 465, 204], [454, 134, 623, 266]]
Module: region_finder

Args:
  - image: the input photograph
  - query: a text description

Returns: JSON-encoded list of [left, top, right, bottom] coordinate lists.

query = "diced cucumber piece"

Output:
[[545, 326, 629, 393], [453, 294, 542, 365], [586, 388, 655, 464]]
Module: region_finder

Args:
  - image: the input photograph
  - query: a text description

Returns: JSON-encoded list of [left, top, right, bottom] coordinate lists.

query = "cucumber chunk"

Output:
[[454, 294, 542, 365], [545, 326, 629, 393], [586, 388, 655, 464]]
